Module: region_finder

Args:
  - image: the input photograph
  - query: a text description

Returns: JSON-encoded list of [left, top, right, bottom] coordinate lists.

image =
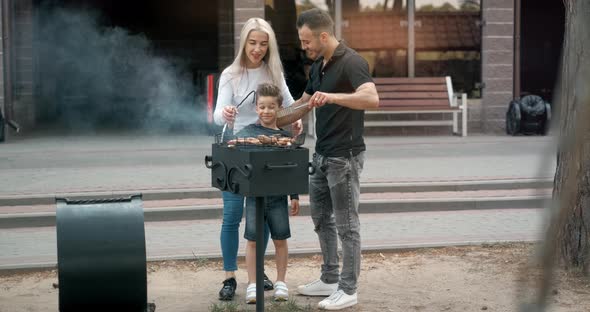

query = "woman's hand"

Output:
[[222, 106, 238, 124], [290, 199, 300, 216]]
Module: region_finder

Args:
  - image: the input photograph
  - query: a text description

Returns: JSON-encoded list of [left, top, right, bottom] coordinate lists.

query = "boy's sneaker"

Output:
[[273, 281, 289, 301], [246, 283, 257, 304], [318, 290, 357, 310], [296, 279, 338, 296], [263, 273, 274, 291], [218, 277, 237, 301]]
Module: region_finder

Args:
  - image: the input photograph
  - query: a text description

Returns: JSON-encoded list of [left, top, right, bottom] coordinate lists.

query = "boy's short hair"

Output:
[[296, 8, 335, 36], [256, 83, 283, 107]]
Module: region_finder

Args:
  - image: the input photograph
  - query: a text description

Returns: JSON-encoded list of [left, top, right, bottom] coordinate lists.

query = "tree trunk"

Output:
[[393, 0, 403, 12], [554, 0, 590, 273]]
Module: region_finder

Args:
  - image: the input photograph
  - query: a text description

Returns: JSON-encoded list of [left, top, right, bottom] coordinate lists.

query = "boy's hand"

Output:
[[290, 199, 300, 216], [291, 119, 303, 136]]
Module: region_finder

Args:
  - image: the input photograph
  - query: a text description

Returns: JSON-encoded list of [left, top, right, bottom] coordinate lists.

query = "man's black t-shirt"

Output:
[[305, 42, 373, 158]]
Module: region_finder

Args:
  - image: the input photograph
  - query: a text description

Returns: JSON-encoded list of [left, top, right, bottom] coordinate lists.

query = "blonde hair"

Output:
[[226, 18, 284, 94]]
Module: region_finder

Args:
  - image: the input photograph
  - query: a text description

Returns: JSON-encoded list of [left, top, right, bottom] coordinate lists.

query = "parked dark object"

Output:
[[506, 95, 551, 135], [0, 115, 22, 142], [56, 195, 150, 312]]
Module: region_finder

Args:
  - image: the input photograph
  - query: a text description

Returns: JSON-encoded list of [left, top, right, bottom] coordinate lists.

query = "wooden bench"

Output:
[[365, 76, 468, 136]]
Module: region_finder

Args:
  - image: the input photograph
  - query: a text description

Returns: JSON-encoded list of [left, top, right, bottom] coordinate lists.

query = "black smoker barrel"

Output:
[[56, 195, 148, 312]]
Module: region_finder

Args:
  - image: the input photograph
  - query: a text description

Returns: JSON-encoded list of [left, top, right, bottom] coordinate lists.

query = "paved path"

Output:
[[0, 134, 556, 197], [0, 134, 554, 269], [0, 208, 544, 269], [0, 188, 552, 214]]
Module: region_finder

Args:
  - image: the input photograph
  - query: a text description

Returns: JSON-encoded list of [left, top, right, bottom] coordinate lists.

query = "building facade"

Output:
[[0, 0, 563, 138]]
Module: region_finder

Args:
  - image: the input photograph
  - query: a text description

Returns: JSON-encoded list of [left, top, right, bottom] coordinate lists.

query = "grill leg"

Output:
[[255, 197, 265, 312]]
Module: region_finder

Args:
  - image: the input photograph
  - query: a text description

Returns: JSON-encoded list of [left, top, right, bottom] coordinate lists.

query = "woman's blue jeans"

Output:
[[220, 191, 270, 272]]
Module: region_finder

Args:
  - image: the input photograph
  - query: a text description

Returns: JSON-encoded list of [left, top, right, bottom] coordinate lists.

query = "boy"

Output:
[[236, 83, 300, 303]]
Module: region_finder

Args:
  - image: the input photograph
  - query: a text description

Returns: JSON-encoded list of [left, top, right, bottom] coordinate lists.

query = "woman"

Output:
[[213, 17, 302, 301]]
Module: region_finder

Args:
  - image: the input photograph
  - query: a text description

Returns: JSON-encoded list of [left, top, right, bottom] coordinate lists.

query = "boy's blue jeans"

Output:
[[220, 191, 270, 272], [309, 151, 365, 295]]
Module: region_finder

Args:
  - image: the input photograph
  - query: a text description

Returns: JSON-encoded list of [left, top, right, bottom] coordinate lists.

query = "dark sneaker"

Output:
[[219, 277, 237, 301], [264, 273, 274, 291]]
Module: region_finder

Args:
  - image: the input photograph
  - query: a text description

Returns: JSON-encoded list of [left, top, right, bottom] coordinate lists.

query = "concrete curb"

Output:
[[0, 239, 539, 271], [0, 178, 553, 206], [0, 195, 551, 229]]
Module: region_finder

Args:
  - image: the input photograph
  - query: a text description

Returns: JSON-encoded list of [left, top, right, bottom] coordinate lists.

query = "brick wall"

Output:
[[481, 0, 515, 133], [467, 99, 483, 133], [0, 3, 5, 124], [219, 0, 234, 70], [12, 0, 34, 131]]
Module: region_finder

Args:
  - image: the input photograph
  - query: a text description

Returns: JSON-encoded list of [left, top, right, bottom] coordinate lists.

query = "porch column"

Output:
[[234, 0, 265, 56], [407, 0, 415, 77], [0, 0, 6, 124], [335, 0, 342, 39], [481, 0, 515, 133]]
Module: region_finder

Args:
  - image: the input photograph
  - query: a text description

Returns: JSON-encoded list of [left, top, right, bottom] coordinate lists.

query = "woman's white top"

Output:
[[213, 63, 295, 132]]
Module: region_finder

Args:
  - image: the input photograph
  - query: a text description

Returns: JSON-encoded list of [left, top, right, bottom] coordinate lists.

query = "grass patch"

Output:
[[267, 299, 313, 311], [191, 251, 211, 268], [209, 302, 240, 312], [209, 299, 313, 311]]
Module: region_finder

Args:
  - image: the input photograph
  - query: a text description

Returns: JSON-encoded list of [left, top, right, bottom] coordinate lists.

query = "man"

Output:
[[293, 8, 379, 311]]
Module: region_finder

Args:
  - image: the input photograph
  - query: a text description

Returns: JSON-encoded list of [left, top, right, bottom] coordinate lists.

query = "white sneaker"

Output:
[[297, 279, 338, 296], [273, 281, 289, 301], [318, 290, 357, 310], [245, 283, 256, 304]]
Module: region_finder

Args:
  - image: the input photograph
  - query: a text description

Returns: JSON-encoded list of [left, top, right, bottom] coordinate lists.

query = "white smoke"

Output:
[[35, 6, 208, 133]]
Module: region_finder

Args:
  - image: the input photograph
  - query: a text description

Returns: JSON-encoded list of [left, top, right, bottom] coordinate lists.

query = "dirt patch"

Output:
[[1, 243, 589, 312]]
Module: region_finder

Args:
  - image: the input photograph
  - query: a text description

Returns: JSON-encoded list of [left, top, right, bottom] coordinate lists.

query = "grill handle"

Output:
[[264, 162, 298, 170], [205, 155, 213, 169]]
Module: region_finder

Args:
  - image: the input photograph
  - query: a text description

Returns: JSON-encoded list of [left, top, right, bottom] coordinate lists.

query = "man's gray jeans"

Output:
[[310, 151, 365, 295]]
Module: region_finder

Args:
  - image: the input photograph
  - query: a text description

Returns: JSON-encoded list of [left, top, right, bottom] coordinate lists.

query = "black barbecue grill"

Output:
[[207, 144, 309, 196], [205, 133, 312, 311], [207, 131, 311, 196]]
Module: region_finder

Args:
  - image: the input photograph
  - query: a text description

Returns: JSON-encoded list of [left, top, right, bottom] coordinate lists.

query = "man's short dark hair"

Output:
[[256, 83, 283, 107], [296, 8, 334, 35]]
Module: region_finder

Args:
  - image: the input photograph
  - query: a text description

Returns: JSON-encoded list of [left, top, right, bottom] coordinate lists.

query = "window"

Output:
[[341, 0, 481, 97], [415, 0, 481, 97]]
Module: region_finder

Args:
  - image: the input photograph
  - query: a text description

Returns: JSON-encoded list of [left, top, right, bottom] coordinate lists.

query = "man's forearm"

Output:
[[294, 92, 312, 107], [330, 87, 379, 110]]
